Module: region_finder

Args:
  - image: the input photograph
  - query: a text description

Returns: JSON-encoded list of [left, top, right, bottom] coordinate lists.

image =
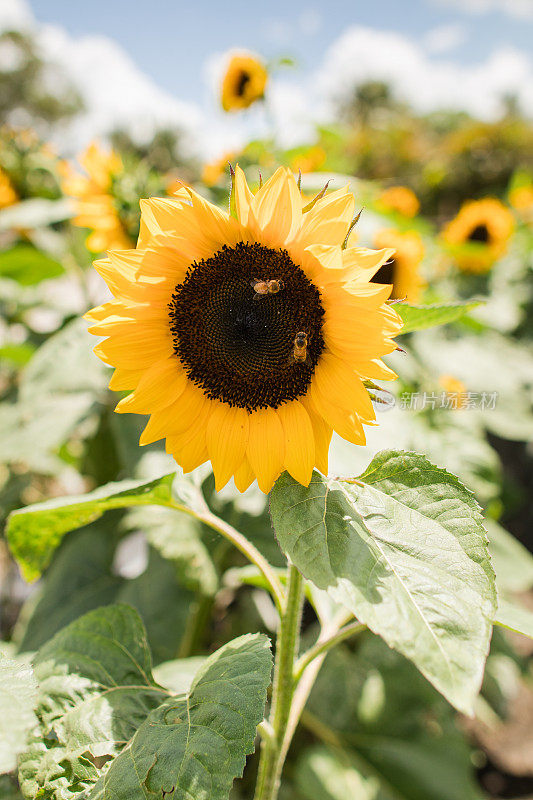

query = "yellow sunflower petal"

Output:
[[313, 353, 375, 423], [115, 357, 187, 414], [167, 424, 208, 474], [233, 165, 254, 226], [108, 367, 144, 391], [277, 400, 315, 486], [233, 456, 256, 492], [140, 383, 209, 445], [206, 402, 250, 491], [300, 396, 332, 476], [249, 167, 301, 245], [309, 382, 366, 446], [247, 407, 285, 493]]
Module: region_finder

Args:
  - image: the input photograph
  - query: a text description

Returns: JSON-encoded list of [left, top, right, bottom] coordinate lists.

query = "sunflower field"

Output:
[[1, 17, 533, 800]]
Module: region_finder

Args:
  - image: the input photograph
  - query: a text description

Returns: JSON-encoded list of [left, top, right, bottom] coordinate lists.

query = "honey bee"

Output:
[[289, 332, 311, 366], [251, 278, 284, 299]]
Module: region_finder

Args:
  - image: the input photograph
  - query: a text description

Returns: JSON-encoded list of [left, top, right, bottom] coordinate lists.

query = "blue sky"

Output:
[[28, 0, 533, 104]]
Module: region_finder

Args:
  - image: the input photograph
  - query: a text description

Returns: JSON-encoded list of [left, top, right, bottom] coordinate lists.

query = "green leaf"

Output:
[[271, 451, 496, 714], [494, 598, 533, 640], [396, 302, 481, 334], [0, 655, 37, 774], [18, 605, 166, 800], [0, 244, 64, 285], [97, 633, 272, 800], [7, 474, 175, 581]]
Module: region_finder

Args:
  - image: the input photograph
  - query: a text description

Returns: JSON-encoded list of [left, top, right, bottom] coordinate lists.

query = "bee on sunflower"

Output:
[[0, 166, 18, 209], [377, 185, 420, 218], [221, 52, 268, 112], [372, 229, 425, 302], [441, 198, 514, 274], [85, 167, 402, 493]]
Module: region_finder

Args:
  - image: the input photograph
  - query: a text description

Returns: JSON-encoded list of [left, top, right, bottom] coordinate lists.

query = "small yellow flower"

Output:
[[377, 186, 420, 218], [373, 229, 425, 302], [202, 153, 235, 187], [61, 141, 132, 253], [221, 52, 268, 112], [86, 167, 402, 493], [0, 167, 18, 209], [441, 198, 514, 274], [439, 375, 467, 409], [290, 147, 327, 175]]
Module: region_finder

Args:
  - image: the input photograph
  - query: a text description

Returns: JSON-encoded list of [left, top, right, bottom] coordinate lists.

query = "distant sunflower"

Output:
[[377, 185, 420, 218], [86, 167, 401, 493], [441, 198, 514, 274], [221, 53, 268, 112], [0, 167, 17, 209], [61, 142, 132, 253], [372, 229, 425, 302]]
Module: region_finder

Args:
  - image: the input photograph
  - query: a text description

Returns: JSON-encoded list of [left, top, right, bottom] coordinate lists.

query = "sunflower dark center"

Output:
[[468, 224, 489, 243], [169, 242, 325, 411], [372, 259, 399, 298], [235, 70, 251, 97]]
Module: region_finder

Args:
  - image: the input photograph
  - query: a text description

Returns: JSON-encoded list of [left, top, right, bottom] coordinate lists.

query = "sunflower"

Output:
[[61, 141, 132, 253], [0, 166, 18, 209], [372, 229, 425, 302], [377, 185, 420, 218], [85, 167, 402, 493], [441, 198, 514, 274], [221, 53, 268, 112]]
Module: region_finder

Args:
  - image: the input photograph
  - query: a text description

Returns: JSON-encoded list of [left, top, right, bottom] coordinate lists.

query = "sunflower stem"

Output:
[[166, 501, 285, 614], [253, 563, 304, 800]]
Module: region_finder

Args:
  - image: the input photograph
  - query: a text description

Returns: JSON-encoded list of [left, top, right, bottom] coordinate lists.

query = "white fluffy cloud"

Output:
[[316, 25, 533, 120]]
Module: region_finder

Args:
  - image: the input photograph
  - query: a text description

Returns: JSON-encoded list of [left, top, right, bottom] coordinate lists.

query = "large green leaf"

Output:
[[19, 606, 271, 800], [0, 244, 64, 285], [396, 302, 481, 334], [7, 474, 175, 581], [96, 633, 272, 800], [271, 451, 496, 713], [18, 605, 167, 800], [0, 655, 37, 774]]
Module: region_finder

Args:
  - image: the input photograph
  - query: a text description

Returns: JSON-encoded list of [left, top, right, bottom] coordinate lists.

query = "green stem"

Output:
[[253, 564, 304, 800], [293, 621, 366, 683], [166, 500, 285, 614]]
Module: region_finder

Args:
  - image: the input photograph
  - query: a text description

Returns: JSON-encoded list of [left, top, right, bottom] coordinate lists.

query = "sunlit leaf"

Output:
[[396, 302, 481, 333], [271, 451, 496, 713], [7, 474, 175, 581]]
